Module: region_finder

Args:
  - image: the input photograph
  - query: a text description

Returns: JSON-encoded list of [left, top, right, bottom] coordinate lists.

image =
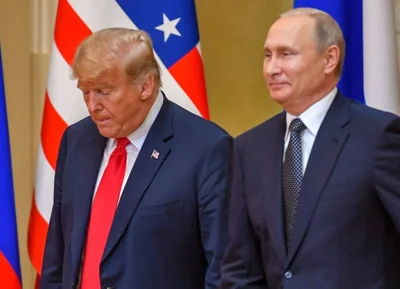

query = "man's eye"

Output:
[[98, 89, 111, 95]]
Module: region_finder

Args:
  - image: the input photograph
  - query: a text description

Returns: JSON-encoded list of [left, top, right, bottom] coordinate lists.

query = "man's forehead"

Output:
[[77, 80, 111, 89], [273, 14, 314, 29], [265, 16, 314, 48], [77, 73, 122, 89]]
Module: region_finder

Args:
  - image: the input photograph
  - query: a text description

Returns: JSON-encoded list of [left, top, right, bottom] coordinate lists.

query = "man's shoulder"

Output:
[[235, 111, 285, 144], [170, 101, 231, 140], [347, 98, 399, 129], [65, 116, 96, 136], [59, 116, 102, 151]]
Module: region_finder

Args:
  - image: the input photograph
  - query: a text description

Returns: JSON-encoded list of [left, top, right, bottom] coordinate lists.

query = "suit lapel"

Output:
[[262, 113, 287, 262], [102, 98, 173, 262], [71, 121, 107, 275], [286, 93, 351, 266]]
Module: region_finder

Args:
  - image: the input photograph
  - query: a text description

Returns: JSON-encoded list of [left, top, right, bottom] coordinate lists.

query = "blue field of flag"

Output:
[[117, 0, 200, 68]]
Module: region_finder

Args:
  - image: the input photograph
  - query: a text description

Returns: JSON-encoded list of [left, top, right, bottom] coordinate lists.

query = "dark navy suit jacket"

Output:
[[40, 96, 232, 289], [221, 93, 400, 289]]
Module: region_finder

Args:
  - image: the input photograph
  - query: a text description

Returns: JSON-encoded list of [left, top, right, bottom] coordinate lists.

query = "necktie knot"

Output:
[[116, 137, 130, 149], [289, 118, 306, 134]]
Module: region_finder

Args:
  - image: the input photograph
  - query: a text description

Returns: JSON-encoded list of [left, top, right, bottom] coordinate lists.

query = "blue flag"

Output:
[[0, 44, 22, 288]]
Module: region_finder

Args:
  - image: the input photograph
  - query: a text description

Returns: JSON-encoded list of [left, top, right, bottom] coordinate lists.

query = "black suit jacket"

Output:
[[222, 93, 400, 289]]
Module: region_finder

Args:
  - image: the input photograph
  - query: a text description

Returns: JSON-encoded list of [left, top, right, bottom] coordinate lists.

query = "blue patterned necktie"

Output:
[[283, 118, 306, 248]]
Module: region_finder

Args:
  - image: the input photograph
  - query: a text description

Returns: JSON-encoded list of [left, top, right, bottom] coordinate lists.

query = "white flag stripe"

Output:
[[68, 0, 138, 31], [196, 42, 202, 56], [363, 0, 400, 115], [68, 0, 201, 115], [34, 144, 56, 223], [47, 42, 90, 125]]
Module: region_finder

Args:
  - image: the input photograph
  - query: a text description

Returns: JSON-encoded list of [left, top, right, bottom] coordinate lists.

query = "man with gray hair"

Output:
[[40, 28, 231, 289], [221, 7, 400, 289]]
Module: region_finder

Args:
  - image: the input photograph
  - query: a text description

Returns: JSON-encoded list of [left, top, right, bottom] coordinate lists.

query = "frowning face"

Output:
[[78, 73, 147, 138]]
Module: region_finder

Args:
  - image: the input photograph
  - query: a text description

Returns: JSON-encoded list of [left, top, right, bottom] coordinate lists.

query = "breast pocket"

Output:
[[136, 200, 184, 217]]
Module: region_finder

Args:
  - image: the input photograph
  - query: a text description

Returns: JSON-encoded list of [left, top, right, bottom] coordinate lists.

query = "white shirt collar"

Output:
[[108, 90, 164, 150], [285, 87, 337, 141]]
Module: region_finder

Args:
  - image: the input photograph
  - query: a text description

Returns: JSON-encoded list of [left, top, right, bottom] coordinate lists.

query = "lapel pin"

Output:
[[151, 149, 160, 159]]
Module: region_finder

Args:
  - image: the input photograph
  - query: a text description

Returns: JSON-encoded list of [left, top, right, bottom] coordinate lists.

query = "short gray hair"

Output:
[[280, 7, 345, 77]]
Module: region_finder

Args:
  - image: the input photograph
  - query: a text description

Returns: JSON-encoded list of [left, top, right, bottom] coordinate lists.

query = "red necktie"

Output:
[[80, 137, 130, 289]]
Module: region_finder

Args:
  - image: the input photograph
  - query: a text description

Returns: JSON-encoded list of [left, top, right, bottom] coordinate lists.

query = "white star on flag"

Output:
[[155, 13, 182, 42]]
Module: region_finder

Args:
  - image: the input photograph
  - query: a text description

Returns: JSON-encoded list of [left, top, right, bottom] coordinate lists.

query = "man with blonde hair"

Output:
[[221, 7, 400, 289], [40, 28, 231, 289]]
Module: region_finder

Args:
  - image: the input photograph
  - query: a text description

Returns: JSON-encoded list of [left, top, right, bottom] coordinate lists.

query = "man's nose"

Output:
[[85, 92, 102, 112]]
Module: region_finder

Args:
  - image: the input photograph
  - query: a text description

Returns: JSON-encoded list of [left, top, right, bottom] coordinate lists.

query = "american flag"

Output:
[[27, 0, 209, 286], [151, 149, 160, 159]]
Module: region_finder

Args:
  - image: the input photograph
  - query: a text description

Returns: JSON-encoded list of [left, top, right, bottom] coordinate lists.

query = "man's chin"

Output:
[[270, 92, 290, 104], [96, 126, 118, 139]]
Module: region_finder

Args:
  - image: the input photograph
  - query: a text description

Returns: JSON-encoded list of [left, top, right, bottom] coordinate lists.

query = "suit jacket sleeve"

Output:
[[197, 133, 232, 289], [374, 117, 400, 232], [221, 140, 268, 289], [39, 128, 68, 289]]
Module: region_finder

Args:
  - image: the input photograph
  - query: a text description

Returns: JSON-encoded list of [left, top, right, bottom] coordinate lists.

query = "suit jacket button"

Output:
[[284, 271, 293, 279]]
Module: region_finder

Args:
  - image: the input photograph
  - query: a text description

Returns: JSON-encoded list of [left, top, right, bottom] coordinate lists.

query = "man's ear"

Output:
[[323, 45, 340, 75], [140, 75, 155, 101]]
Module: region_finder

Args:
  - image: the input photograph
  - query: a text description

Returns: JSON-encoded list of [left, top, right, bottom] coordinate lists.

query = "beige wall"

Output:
[[197, 0, 292, 135], [0, 0, 292, 287]]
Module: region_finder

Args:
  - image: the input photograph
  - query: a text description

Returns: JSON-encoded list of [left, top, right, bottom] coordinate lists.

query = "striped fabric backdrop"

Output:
[[28, 0, 208, 285]]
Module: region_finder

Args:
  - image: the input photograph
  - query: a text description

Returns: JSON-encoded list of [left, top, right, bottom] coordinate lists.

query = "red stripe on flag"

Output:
[[41, 92, 68, 170], [29, 0, 91, 281], [35, 274, 40, 289], [28, 193, 49, 275], [0, 251, 21, 289], [169, 48, 209, 119], [54, 0, 92, 65]]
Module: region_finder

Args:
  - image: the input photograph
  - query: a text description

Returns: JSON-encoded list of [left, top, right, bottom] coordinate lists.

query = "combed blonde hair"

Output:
[[281, 7, 345, 77], [71, 27, 162, 89]]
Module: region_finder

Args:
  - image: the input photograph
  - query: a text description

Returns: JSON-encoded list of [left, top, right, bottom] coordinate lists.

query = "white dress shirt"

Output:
[[284, 87, 337, 174], [92, 91, 164, 201]]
